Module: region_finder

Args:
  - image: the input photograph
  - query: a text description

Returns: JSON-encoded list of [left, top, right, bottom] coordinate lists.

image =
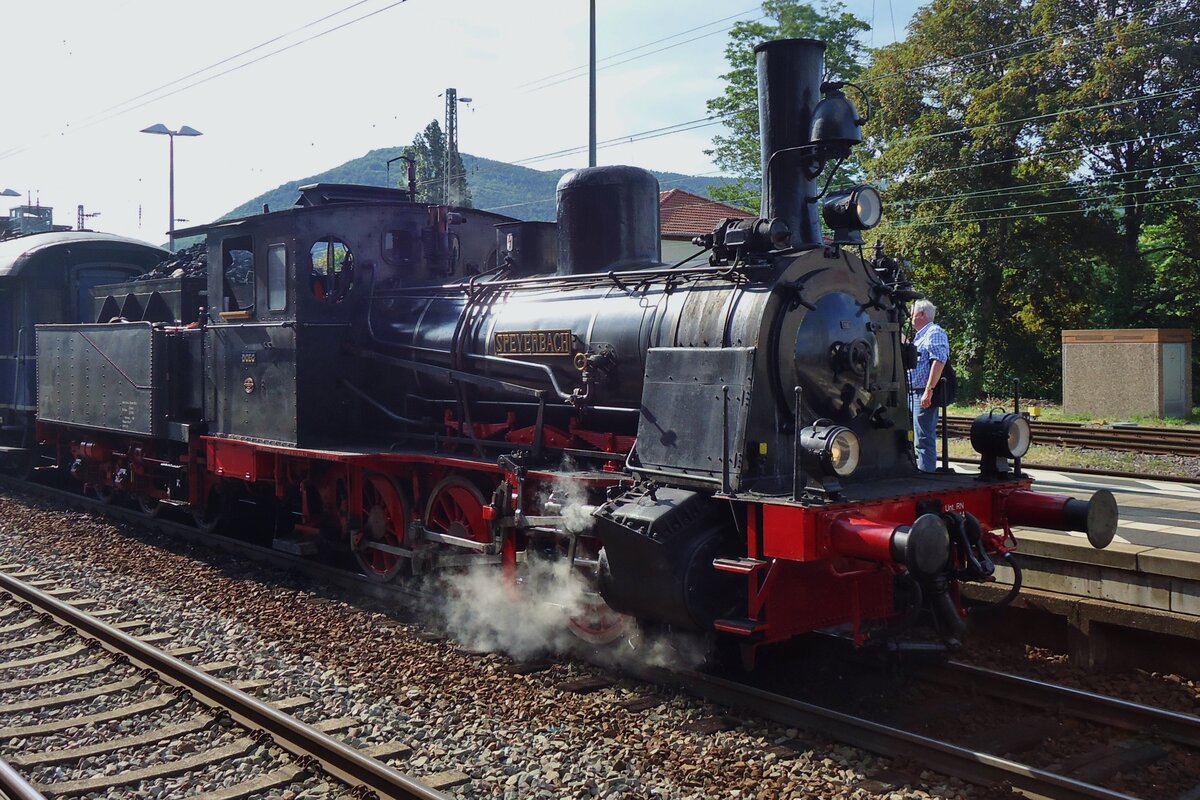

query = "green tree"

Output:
[[862, 0, 1114, 399], [408, 120, 473, 207], [705, 0, 870, 208], [1026, 0, 1200, 326]]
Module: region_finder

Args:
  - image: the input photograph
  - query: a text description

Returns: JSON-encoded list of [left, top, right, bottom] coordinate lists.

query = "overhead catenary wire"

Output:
[[890, 161, 1200, 208], [0, 0, 413, 161], [517, 8, 762, 92], [890, 190, 1200, 229]]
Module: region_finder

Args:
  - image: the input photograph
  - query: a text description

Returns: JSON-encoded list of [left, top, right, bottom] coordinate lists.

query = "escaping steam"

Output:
[[434, 464, 715, 671]]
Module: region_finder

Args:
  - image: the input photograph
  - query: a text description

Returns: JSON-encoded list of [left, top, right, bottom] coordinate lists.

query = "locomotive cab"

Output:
[[172, 186, 517, 448]]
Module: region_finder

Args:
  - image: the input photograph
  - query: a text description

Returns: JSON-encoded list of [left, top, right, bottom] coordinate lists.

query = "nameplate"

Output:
[[493, 330, 574, 357]]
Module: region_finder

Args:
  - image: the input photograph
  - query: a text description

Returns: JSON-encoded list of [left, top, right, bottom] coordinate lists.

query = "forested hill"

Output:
[[222, 148, 733, 222]]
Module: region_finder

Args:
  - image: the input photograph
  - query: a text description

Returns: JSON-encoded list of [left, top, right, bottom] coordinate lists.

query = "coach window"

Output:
[[310, 236, 354, 303], [221, 236, 255, 315], [267, 243, 287, 312], [0, 290, 11, 351]]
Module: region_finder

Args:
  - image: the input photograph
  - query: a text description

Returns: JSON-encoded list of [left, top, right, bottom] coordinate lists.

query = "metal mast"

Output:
[[444, 88, 458, 205], [589, 0, 596, 167]]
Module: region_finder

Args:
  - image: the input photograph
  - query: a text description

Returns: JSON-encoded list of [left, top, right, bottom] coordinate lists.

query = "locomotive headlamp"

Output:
[[822, 185, 882, 244], [970, 411, 1032, 459], [799, 420, 861, 478]]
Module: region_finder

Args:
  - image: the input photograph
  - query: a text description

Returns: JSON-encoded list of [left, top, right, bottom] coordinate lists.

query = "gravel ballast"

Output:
[[3, 487, 1186, 798]]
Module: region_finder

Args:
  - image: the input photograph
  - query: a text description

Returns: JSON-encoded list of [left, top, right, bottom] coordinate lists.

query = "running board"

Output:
[[713, 618, 768, 639], [712, 557, 770, 575]]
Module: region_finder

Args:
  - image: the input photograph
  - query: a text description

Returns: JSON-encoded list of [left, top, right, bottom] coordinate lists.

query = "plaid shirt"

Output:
[[908, 322, 950, 393]]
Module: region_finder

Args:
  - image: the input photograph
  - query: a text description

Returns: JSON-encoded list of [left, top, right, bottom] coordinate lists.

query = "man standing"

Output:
[[908, 299, 949, 471]]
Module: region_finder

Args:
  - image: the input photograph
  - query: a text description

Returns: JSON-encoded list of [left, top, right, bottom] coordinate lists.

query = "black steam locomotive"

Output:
[[30, 38, 1115, 666]]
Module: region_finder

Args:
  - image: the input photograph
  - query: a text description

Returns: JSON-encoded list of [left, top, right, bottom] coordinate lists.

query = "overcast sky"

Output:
[[2, 0, 920, 244]]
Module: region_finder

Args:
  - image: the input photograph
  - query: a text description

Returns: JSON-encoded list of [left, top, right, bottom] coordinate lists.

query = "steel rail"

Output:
[[932, 662, 1200, 747], [0, 570, 448, 800], [0, 759, 45, 800], [942, 417, 1200, 457], [645, 666, 1141, 800]]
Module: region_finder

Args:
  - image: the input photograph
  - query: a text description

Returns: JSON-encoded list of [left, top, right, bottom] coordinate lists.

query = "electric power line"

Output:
[[0, 0, 412, 161], [891, 187, 1200, 228], [890, 161, 1200, 208], [517, 8, 761, 91]]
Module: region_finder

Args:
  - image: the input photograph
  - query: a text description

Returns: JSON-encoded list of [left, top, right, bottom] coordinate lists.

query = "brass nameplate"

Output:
[[494, 330, 573, 357]]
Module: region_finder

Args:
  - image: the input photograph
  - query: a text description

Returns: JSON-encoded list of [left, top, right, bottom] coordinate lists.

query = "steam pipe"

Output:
[[1004, 489, 1118, 549], [755, 39, 826, 248]]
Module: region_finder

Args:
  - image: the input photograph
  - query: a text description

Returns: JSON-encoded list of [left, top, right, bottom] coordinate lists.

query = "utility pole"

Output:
[[442, 89, 472, 206], [76, 204, 100, 230], [443, 88, 457, 205], [589, 0, 597, 167]]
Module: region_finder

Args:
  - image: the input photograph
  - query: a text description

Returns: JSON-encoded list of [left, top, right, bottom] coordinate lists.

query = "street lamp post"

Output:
[[140, 124, 202, 250]]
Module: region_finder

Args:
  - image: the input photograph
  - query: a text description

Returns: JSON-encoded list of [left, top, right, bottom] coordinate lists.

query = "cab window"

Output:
[[383, 228, 416, 267], [222, 236, 255, 313], [310, 237, 354, 303], [267, 243, 287, 312]]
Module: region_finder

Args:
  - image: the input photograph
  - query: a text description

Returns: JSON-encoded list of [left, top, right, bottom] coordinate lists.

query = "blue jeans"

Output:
[[910, 393, 939, 471]]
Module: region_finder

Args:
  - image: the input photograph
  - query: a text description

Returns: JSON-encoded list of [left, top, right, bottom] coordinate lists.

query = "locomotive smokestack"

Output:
[[756, 39, 826, 248]]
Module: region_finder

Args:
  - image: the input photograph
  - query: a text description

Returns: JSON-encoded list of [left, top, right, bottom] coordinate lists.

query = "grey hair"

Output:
[[912, 299, 937, 321]]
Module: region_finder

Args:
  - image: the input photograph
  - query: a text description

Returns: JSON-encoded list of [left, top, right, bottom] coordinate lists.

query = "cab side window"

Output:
[[267, 243, 287, 312], [222, 236, 255, 313], [310, 237, 354, 303], [383, 228, 416, 267]]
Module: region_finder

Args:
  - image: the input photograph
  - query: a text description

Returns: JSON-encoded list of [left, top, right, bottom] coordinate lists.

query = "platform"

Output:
[[958, 465, 1200, 672]]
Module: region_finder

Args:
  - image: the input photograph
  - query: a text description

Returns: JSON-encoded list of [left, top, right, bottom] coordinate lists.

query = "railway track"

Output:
[[943, 416, 1200, 457], [6, 473, 1200, 798], [643, 659, 1200, 800], [0, 567, 450, 799]]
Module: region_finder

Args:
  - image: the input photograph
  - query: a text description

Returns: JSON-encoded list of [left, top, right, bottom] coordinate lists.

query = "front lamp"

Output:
[[971, 411, 1032, 460], [799, 420, 861, 478], [822, 185, 882, 244]]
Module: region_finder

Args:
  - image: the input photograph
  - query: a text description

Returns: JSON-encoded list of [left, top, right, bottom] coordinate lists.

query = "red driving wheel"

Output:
[[424, 476, 489, 544], [353, 473, 409, 582]]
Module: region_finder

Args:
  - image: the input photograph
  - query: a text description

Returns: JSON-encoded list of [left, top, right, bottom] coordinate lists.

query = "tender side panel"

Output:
[[36, 322, 163, 437]]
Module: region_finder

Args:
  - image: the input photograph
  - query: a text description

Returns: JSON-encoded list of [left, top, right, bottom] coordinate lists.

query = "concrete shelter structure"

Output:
[[1062, 329, 1193, 418]]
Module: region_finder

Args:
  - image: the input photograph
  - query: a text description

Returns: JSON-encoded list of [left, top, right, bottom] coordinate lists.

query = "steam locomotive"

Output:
[[28, 38, 1116, 666]]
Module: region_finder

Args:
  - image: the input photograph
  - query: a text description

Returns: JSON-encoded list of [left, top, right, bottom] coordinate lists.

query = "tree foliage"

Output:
[[408, 120, 472, 207], [710, 0, 1199, 402], [862, 0, 1107, 398], [1026, 0, 1200, 325], [859, 0, 1198, 399], [705, 0, 870, 207]]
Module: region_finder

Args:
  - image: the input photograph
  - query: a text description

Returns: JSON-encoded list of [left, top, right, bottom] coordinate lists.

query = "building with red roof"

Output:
[[658, 188, 753, 263]]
